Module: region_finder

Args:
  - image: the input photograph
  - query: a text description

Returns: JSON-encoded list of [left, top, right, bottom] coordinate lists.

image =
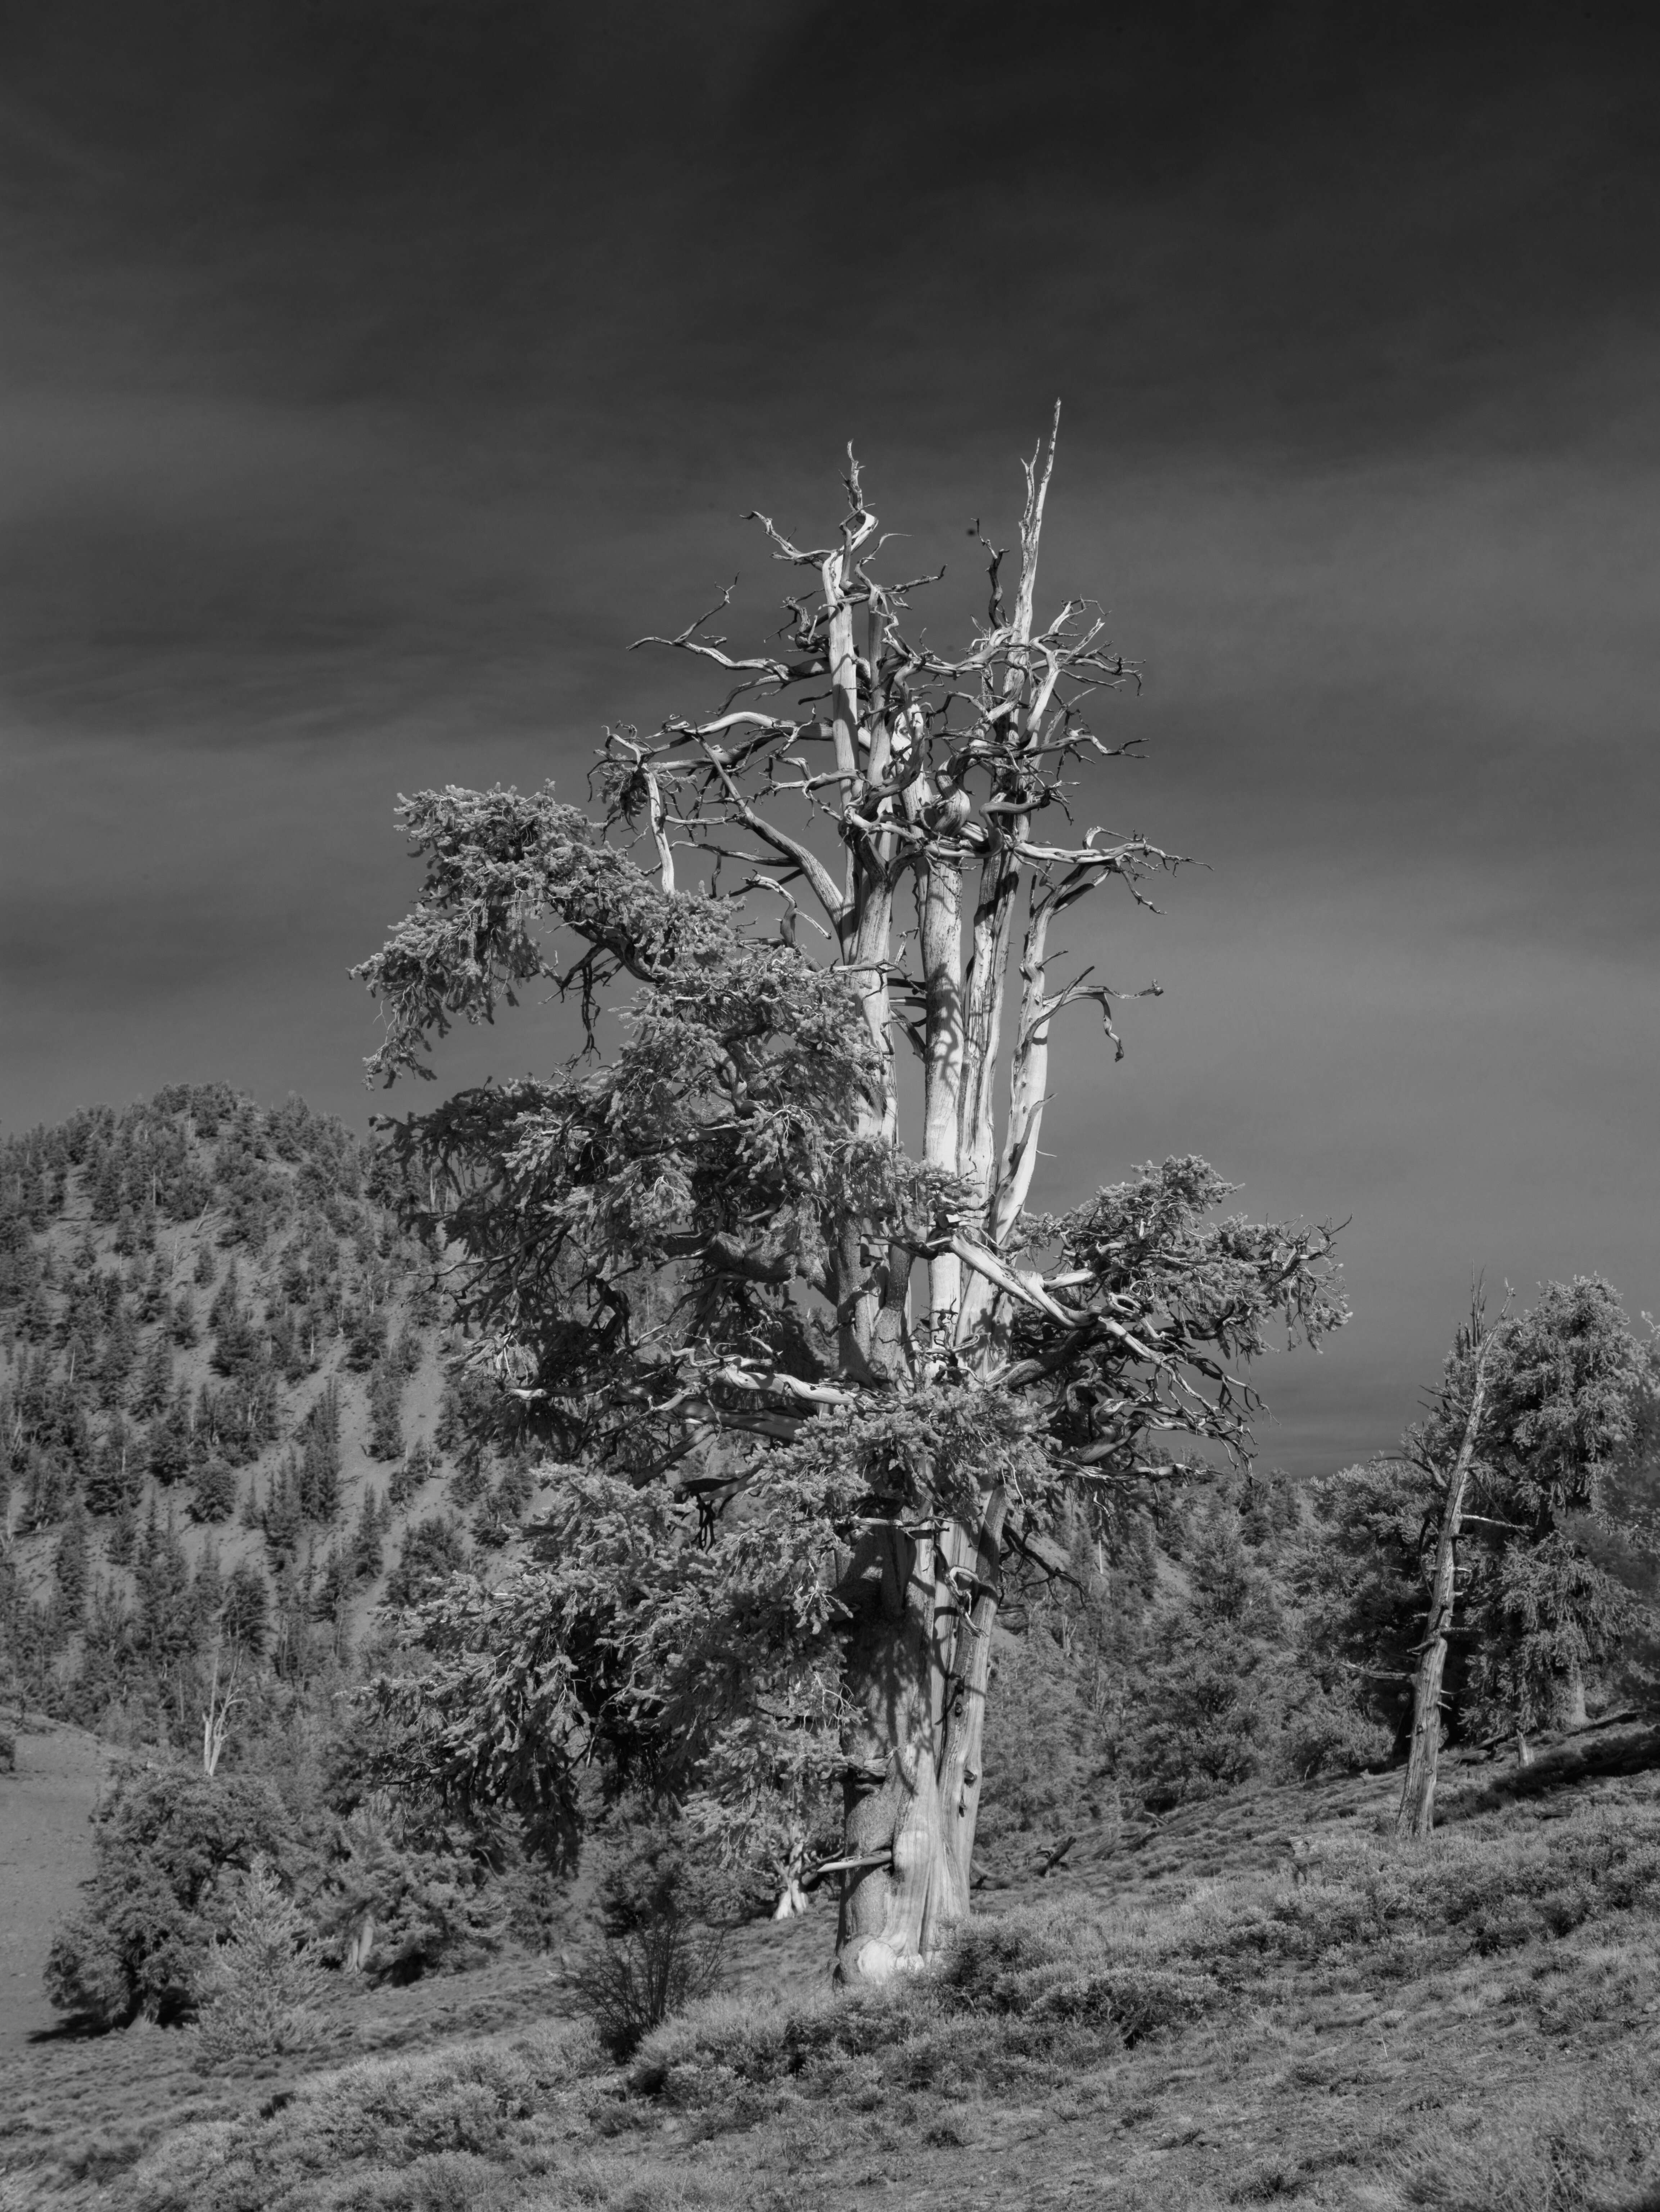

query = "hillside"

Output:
[[0, 1084, 531, 1742], [4, 1730, 1660, 2208]]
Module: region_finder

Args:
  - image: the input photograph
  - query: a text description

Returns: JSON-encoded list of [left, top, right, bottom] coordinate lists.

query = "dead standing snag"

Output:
[[356, 418, 1346, 1982], [1395, 1297, 1503, 1840]]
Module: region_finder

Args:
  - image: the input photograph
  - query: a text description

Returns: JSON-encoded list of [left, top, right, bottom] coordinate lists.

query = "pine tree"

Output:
[[207, 1260, 239, 1332], [447, 1456, 490, 1510], [80, 1577, 134, 1708], [188, 1457, 238, 1525], [193, 1540, 225, 1632], [261, 1459, 303, 1555], [342, 1303, 386, 1373], [384, 1516, 469, 1610], [387, 1436, 433, 1510], [23, 1446, 72, 1532], [269, 1304, 307, 1384], [313, 1545, 353, 1622], [90, 1147, 123, 1225], [270, 1559, 315, 1682], [195, 1858, 325, 2063], [21, 1279, 53, 1345], [365, 1359, 404, 1461], [168, 1288, 199, 1348], [85, 1417, 141, 1516], [52, 1498, 91, 1635], [137, 1252, 170, 1325], [106, 1501, 137, 1568], [295, 1383, 342, 1522], [209, 1274, 263, 1383], [146, 1388, 194, 1487], [59, 1326, 92, 1395], [349, 1485, 384, 1581], [1126, 1502, 1289, 1809], [134, 1505, 197, 1670], [96, 1298, 139, 1411], [131, 1331, 173, 1420], [222, 1561, 270, 1656]]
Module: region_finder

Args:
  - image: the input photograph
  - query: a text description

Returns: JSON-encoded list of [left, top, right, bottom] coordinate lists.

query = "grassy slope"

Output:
[[0, 1720, 109, 2050], [8, 1731, 1660, 2211]]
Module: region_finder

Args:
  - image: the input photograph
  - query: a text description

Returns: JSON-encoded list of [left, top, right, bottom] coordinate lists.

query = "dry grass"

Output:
[[10, 1750, 1660, 2209], [0, 1718, 110, 2047]]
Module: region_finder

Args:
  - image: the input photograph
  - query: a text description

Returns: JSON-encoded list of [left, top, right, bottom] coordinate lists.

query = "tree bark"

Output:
[[920, 849, 966, 1339], [833, 1491, 1005, 1982], [1397, 1337, 1493, 1840]]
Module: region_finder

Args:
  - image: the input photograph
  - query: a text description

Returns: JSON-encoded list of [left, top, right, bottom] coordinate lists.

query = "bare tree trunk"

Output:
[[834, 1520, 943, 1984], [934, 1489, 1007, 1920], [920, 849, 966, 1339], [1397, 1328, 1494, 1840], [346, 1912, 376, 1972], [832, 1489, 1006, 1982], [1563, 1663, 1588, 1731]]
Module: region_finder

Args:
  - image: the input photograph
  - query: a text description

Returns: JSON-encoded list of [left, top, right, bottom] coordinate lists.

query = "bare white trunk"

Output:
[[920, 852, 966, 1338], [1397, 1343, 1492, 1839], [833, 1489, 1005, 1982], [987, 887, 1057, 1248]]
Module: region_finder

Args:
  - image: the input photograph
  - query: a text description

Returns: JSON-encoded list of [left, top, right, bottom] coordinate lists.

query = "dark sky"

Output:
[[3, 0, 1659, 1472]]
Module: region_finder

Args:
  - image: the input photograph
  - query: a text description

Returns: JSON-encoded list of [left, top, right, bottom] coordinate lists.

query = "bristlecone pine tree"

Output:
[[357, 418, 1346, 1983]]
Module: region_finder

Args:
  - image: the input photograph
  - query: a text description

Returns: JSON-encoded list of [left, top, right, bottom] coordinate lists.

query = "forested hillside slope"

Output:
[[0, 1084, 533, 1741], [5, 1085, 1659, 1862]]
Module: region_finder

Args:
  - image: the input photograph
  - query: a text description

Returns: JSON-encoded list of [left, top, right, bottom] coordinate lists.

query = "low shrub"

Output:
[[573, 1906, 724, 2060], [127, 2025, 598, 2211], [1168, 1809, 1660, 1981], [1386, 2056, 1660, 2210], [1016, 1962, 1218, 2039], [933, 1896, 1214, 2038], [119, 1802, 1660, 2210], [631, 1898, 1219, 2110]]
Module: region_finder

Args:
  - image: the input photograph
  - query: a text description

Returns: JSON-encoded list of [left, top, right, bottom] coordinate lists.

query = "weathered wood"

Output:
[[1396, 1317, 1497, 1839]]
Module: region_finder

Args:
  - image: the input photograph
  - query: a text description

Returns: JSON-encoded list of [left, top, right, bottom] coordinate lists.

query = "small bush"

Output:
[[127, 2025, 596, 2211], [932, 1902, 1216, 2043], [573, 1905, 724, 2060], [631, 1898, 1217, 2110], [1016, 1961, 1218, 2040], [1387, 2059, 1660, 2210]]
